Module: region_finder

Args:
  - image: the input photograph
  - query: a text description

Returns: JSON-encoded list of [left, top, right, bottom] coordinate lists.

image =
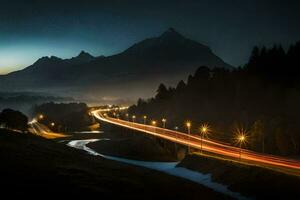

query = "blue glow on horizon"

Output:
[[0, 40, 118, 75]]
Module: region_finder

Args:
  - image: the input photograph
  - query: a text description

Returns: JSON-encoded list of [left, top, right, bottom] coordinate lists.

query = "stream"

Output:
[[67, 138, 248, 200]]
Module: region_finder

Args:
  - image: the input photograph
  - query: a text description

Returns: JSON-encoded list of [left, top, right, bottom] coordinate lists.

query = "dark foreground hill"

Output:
[[179, 154, 300, 199], [0, 129, 228, 199]]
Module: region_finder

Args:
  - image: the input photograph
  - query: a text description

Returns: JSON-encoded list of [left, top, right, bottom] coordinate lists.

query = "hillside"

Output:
[[179, 154, 300, 199], [0, 129, 228, 199]]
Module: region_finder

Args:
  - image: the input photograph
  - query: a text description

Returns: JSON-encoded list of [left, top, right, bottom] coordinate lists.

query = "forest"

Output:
[[32, 102, 93, 132], [129, 42, 300, 157], [0, 109, 28, 132]]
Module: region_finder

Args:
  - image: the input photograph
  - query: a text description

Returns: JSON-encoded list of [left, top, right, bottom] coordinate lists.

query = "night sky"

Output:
[[1, 0, 300, 74]]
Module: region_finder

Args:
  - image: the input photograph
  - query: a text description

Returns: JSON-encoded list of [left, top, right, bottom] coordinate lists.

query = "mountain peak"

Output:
[[165, 27, 179, 34], [78, 50, 90, 57], [77, 50, 94, 59], [34, 56, 62, 65], [67, 51, 95, 63], [122, 27, 211, 57], [159, 27, 184, 40]]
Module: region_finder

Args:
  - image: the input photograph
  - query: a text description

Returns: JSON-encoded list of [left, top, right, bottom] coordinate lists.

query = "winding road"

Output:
[[92, 109, 300, 176]]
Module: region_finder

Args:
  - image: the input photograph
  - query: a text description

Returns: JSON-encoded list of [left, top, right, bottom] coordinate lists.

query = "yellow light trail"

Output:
[[92, 108, 300, 174]]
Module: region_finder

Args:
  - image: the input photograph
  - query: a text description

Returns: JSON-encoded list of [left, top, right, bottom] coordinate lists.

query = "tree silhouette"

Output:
[[176, 80, 186, 92], [129, 41, 300, 157], [250, 119, 265, 153], [155, 83, 169, 100], [0, 109, 28, 132], [33, 102, 93, 131]]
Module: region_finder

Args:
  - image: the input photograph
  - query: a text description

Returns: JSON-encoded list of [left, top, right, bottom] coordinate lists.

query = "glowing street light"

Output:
[[186, 122, 191, 134], [132, 115, 136, 123], [126, 113, 129, 121], [200, 124, 209, 154], [38, 114, 44, 120], [143, 115, 147, 125], [50, 122, 55, 127], [152, 120, 157, 133], [162, 118, 167, 129], [236, 132, 247, 160], [186, 121, 191, 153]]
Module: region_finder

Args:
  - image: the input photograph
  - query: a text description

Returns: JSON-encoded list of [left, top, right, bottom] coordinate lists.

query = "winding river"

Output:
[[67, 138, 248, 200]]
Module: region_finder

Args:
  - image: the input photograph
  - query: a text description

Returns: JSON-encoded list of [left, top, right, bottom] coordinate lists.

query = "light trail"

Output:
[[28, 119, 68, 139], [92, 109, 300, 175]]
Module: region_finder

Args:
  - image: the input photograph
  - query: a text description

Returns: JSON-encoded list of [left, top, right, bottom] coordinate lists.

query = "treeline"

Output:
[[33, 102, 93, 132], [129, 42, 300, 157], [246, 42, 300, 86], [0, 109, 28, 132], [0, 92, 74, 115]]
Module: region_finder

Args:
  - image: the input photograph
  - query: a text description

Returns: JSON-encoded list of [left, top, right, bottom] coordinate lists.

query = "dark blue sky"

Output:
[[1, 0, 300, 74]]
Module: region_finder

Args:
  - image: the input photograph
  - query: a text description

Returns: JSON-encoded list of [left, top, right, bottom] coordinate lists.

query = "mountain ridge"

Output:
[[0, 28, 233, 102]]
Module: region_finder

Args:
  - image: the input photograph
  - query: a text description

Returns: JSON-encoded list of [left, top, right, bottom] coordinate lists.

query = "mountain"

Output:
[[121, 28, 230, 69], [0, 51, 96, 88], [0, 28, 232, 103], [68, 51, 95, 63], [105, 28, 232, 75]]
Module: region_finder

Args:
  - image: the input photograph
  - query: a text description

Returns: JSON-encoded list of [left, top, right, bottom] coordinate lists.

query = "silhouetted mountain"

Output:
[[0, 28, 232, 102], [123, 28, 215, 58], [116, 28, 231, 73], [68, 51, 95, 63]]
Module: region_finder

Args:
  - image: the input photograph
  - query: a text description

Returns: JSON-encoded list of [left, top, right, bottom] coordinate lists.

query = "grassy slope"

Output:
[[86, 125, 178, 161], [178, 154, 300, 199], [0, 129, 229, 199]]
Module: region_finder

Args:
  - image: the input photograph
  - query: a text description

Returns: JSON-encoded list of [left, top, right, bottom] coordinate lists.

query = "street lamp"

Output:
[[186, 122, 191, 134], [162, 118, 166, 129], [38, 114, 44, 120], [143, 115, 147, 125], [126, 113, 129, 121], [152, 120, 157, 133], [200, 124, 209, 154], [132, 115, 136, 123], [237, 133, 247, 160], [186, 121, 191, 153], [50, 122, 55, 127]]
